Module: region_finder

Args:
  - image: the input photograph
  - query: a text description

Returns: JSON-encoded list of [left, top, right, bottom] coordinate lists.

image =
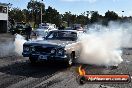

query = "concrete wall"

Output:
[[0, 5, 8, 33], [0, 13, 8, 20]]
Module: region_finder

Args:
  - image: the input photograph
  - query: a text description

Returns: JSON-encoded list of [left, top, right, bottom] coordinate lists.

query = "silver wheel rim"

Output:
[[69, 58, 72, 65]]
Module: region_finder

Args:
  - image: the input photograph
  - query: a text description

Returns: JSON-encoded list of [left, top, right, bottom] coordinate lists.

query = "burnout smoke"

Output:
[[14, 34, 27, 55], [78, 22, 132, 66], [14, 34, 44, 55], [0, 42, 14, 57], [0, 34, 15, 57]]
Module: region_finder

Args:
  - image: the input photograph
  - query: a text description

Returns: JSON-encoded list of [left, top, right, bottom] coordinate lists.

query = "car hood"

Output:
[[24, 40, 75, 47]]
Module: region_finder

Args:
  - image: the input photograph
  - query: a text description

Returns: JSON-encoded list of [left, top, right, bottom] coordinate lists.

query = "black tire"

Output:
[[79, 76, 87, 85], [29, 56, 37, 65]]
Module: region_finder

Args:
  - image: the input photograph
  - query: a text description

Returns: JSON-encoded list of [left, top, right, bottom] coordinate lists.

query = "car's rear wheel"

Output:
[[29, 56, 37, 65]]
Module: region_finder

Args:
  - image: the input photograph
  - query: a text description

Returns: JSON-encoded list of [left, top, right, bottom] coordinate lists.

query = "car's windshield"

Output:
[[46, 31, 77, 41], [16, 24, 25, 29], [39, 26, 49, 29]]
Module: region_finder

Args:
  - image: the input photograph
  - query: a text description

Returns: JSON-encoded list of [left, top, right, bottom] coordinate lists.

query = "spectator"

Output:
[[25, 23, 32, 41]]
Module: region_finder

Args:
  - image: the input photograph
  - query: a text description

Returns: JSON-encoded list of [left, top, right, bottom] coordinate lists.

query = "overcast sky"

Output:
[[1, 0, 132, 16]]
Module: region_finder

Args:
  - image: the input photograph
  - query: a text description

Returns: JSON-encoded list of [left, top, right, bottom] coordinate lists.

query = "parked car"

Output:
[[33, 23, 57, 36], [22, 30, 83, 66], [73, 27, 84, 31], [10, 22, 26, 35], [33, 28, 49, 37]]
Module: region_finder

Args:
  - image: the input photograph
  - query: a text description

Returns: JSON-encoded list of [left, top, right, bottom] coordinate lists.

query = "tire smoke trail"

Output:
[[77, 22, 132, 66], [14, 34, 27, 55]]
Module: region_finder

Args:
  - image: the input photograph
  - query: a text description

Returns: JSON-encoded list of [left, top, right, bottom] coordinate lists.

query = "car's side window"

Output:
[[48, 33, 54, 38]]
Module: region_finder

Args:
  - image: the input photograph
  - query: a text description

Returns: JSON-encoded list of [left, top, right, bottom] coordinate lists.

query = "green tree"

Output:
[[104, 10, 119, 25], [27, 0, 45, 27], [9, 8, 25, 22], [105, 11, 119, 21], [70, 14, 77, 24], [90, 11, 100, 23], [76, 15, 88, 25], [44, 6, 62, 27], [22, 9, 30, 22], [62, 11, 72, 26]]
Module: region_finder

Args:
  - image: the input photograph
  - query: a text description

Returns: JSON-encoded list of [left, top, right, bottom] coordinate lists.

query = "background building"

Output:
[[0, 3, 8, 33]]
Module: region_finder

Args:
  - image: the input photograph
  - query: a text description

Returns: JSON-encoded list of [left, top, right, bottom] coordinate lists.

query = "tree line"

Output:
[[9, 0, 132, 28]]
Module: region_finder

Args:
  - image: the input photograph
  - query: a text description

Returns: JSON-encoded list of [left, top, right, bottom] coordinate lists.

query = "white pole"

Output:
[[7, 5, 8, 33], [41, 6, 42, 24], [41, 0, 43, 24]]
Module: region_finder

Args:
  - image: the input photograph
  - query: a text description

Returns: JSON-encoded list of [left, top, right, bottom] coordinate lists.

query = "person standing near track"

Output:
[[25, 23, 32, 41]]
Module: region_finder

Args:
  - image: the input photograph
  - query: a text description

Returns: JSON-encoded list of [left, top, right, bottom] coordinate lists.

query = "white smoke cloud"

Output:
[[14, 34, 44, 56], [77, 21, 132, 66], [14, 34, 27, 55], [0, 42, 15, 57]]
